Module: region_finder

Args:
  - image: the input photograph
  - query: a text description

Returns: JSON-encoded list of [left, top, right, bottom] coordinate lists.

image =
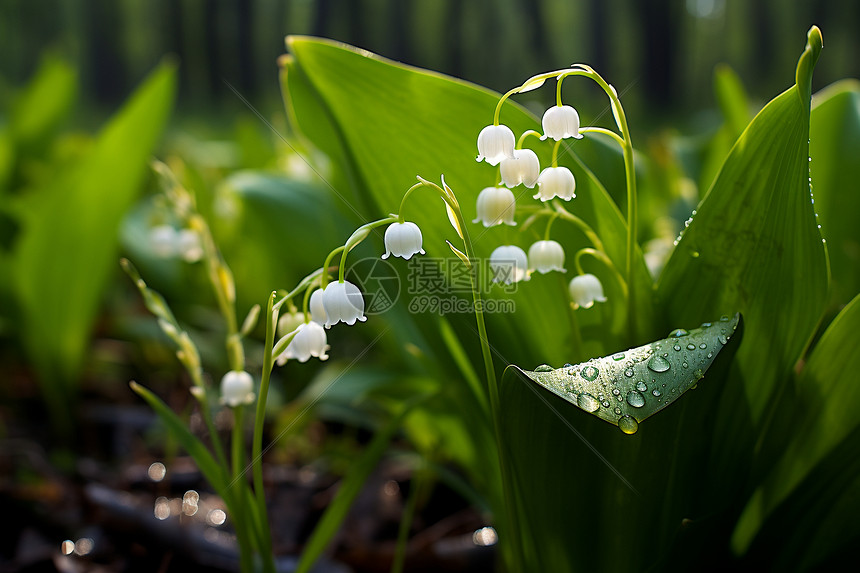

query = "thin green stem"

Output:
[[556, 74, 564, 107], [251, 292, 277, 572], [552, 202, 607, 253], [493, 86, 521, 125], [558, 67, 638, 337], [574, 248, 629, 298], [321, 247, 345, 289], [390, 461, 426, 573], [516, 129, 541, 149], [579, 126, 625, 148], [301, 283, 314, 323], [338, 217, 398, 282], [551, 140, 562, 168], [543, 213, 559, 241], [397, 182, 426, 223]]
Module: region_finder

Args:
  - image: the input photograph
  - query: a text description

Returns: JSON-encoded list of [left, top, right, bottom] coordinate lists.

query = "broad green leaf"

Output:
[[522, 314, 739, 433], [732, 293, 860, 555], [12, 63, 175, 425], [809, 80, 860, 308], [9, 54, 77, 150], [657, 27, 827, 425], [281, 37, 654, 369]]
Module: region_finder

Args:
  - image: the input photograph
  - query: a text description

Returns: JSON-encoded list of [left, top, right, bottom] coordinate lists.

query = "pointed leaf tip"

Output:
[[797, 26, 823, 99]]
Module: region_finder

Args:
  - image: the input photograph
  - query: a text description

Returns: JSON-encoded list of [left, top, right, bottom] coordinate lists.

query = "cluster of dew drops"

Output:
[[534, 316, 737, 434]]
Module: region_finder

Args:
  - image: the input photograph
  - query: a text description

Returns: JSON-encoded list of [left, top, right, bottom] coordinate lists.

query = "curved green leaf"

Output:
[[732, 293, 860, 555], [11, 62, 176, 427], [522, 314, 740, 432], [809, 79, 860, 308], [657, 27, 827, 425]]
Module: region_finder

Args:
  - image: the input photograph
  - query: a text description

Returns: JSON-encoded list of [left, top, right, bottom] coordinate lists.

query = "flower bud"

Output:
[[220, 370, 255, 407]]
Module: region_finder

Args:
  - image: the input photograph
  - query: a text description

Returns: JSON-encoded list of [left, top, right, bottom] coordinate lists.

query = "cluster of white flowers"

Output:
[[475, 94, 606, 310]]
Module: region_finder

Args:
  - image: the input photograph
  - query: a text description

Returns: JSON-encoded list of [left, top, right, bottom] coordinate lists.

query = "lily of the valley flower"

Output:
[[535, 167, 576, 202], [277, 322, 329, 364], [490, 245, 530, 285], [476, 124, 516, 166], [382, 221, 425, 260], [220, 370, 255, 407], [528, 240, 566, 274], [278, 311, 304, 338], [322, 280, 367, 328], [500, 148, 540, 188], [569, 274, 607, 309], [473, 187, 517, 227], [541, 105, 584, 141], [309, 289, 327, 325]]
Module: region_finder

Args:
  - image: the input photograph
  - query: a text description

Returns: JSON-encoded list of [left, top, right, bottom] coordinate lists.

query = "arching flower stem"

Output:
[[516, 129, 542, 149], [551, 202, 607, 254], [574, 248, 629, 299], [544, 212, 559, 241], [396, 182, 427, 223], [551, 139, 563, 168], [338, 216, 399, 282]]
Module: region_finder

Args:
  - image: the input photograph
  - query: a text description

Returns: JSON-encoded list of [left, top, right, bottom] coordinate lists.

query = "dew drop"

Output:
[[614, 407, 622, 415], [563, 363, 573, 368], [699, 343, 707, 349], [578, 393, 600, 412], [652, 388, 662, 397], [567, 368, 578, 376], [619, 415, 639, 435], [581, 365, 600, 381], [602, 400, 610, 408], [624, 367, 635, 378], [700, 322, 712, 328], [662, 352, 669, 357], [682, 361, 688, 368], [686, 343, 696, 351], [612, 388, 621, 396], [669, 328, 689, 338], [636, 381, 648, 392], [612, 353, 625, 361], [673, 344, 682, 351], [626, 390, 646, 408], [694, 369, 704, 380], [718, 334, 728, 345], [720, 315, 730, 322], [535, 364, 553, 372]]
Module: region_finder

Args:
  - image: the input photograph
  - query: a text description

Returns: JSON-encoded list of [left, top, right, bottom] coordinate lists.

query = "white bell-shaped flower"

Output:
[[278, 311, 304, 338], [500, 148, 540, 188], [278, 322, 329, 364], [489, 245, 530, 285], [569, 274, 607, 309], [309, 289, 327, 325], [473, 187, 517, 227], [534, 167, 576, 202], [541, 105, 584, 141], [322, 280, 367, 328], [528, 240, 566, 274], [476, 124, 516, 166], [382, 221, 425, 260], [220, 370, 255, 407]]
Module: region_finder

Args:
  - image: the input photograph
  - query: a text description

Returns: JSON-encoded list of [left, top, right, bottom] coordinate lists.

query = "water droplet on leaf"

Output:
[[636, 381, 647, 392], [535, 364, 553, 372], [578, 393, 600, 412], [669, 328, 689, 338], [624, 367, 635, 378], [619, 415, 639, 435], [581, 365, 599, 381], [626, 390, 646, 408]]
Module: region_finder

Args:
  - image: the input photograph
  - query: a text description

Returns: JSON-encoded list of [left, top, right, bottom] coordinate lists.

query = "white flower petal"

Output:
[[473, 187, 517, 227], [541, 105, 583, 141], [500, 148, 541, 188], [489, 245, 530, 285], [476, 124, 516, 166], [322, 280, 367, 328], [528, 240, 566, 274], [277, 311, 305, 338], [535, 167, 576, 202], [382, 221, 425, 260], [282, 322, 330, 363], [309, 289, 327, 325], [569, 274, 607, 309]]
